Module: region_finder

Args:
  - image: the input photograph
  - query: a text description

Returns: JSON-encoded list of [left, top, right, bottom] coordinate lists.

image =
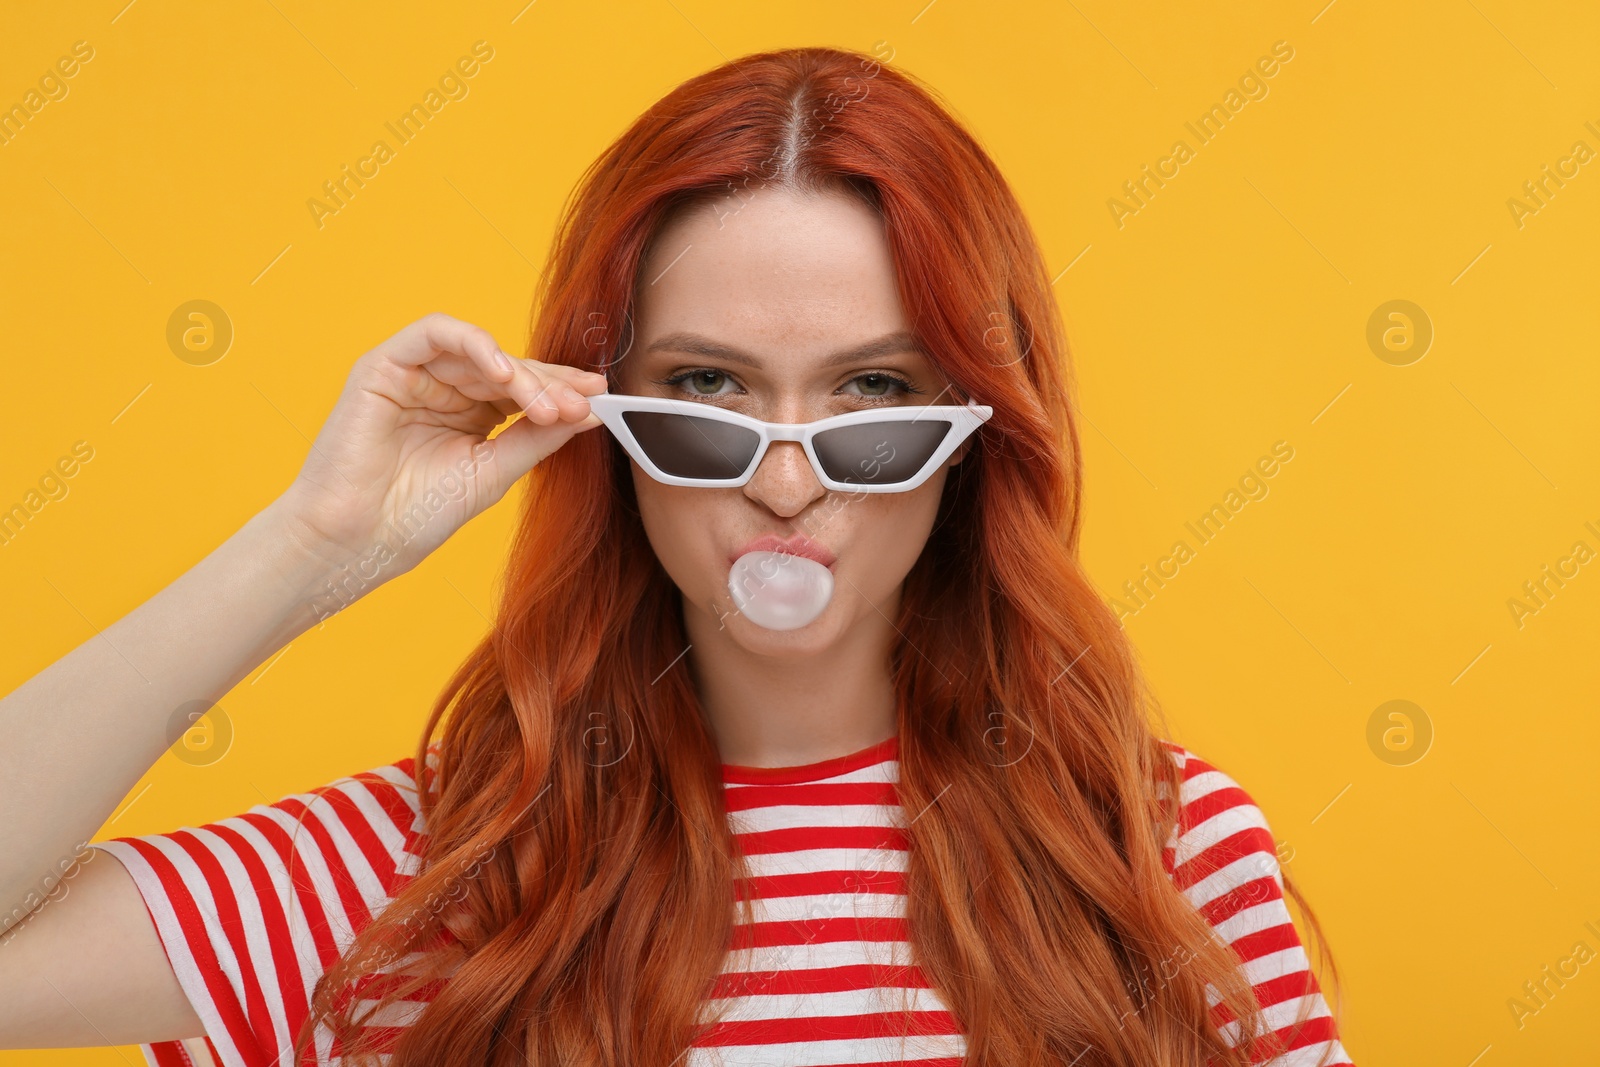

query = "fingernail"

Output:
[[496, 351, 517, 375], [562, 385, 584, 404]]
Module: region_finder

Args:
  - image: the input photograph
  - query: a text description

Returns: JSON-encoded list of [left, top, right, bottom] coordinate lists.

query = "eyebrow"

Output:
[[642, 330, 926, 369]]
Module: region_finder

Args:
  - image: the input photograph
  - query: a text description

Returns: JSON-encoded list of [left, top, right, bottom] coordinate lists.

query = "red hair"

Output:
[[296, 45, 1342, 1066]]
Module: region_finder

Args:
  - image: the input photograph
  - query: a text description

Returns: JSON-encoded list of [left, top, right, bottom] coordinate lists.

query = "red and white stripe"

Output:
[[1160, 743, 1354, 1067], [93, 738, 1353, 1067], [693, 735, 963, 1065], [92, 753, 438, 1067]]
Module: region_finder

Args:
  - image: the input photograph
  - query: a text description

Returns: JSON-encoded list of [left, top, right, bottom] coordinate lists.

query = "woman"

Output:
[[0, 46, 1354, 1067]]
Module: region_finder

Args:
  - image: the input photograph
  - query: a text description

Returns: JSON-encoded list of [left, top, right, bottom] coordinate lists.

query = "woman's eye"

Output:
[[661, 369, 917, 401], [847, 373, 913, 398], [668, 369, 735, 396]]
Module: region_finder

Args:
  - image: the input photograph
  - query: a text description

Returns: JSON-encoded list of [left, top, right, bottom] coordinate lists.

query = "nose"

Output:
[[743, 439, 826, 518]]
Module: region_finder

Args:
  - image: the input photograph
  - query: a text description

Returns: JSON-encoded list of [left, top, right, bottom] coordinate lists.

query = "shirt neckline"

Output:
[[721, 734, 898, 785]]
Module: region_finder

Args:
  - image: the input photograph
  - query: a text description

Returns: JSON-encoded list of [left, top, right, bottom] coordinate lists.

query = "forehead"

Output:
[[631, 185, 911, 363]]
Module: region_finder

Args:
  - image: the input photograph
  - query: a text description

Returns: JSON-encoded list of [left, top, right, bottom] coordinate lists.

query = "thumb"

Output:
[[482, 411, 603, 494]]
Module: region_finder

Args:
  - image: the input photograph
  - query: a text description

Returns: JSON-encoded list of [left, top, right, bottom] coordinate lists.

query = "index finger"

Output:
[[376, 312, 516, 385]]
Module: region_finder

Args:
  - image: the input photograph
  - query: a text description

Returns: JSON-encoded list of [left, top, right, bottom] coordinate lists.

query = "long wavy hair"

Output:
[[294, 45, 1343, 1067]]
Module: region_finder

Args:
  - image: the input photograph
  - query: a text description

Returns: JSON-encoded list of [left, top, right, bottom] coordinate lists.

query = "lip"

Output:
[[731, 533, 837, 570]]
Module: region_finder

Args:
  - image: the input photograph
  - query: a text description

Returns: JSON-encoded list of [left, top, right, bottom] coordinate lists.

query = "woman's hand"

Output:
[[271, 312, 606, 580]]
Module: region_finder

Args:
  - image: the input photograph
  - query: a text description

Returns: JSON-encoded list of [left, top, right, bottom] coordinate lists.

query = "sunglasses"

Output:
[[584, 392, 992, 493]]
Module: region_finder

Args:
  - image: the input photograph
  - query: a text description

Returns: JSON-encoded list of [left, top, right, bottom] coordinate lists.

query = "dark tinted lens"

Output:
[[812, 419, 951, 485], [620, 410, 761, 480]]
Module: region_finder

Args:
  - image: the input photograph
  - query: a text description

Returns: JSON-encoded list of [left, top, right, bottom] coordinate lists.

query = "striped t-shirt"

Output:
[[91, 736, 1355, 1067]]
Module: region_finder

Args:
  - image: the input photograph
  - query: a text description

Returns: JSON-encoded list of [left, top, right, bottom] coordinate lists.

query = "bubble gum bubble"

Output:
[[727, 550, 834, 631]]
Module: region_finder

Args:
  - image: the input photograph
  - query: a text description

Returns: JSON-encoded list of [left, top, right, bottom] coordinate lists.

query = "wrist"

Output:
[[243, 498, 372, 625]]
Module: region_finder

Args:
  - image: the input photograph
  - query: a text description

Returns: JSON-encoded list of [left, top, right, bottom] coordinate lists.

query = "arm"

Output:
[[0, 500, 352, 1049], [0, 499, 336, 942], [0, 748, 436, 1054], [0, 834, 206, 1047], [0, 312, 605, 1051]]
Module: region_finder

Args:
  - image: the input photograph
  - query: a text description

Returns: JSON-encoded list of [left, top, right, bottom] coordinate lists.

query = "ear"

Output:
[[946, 437, 973, 467]]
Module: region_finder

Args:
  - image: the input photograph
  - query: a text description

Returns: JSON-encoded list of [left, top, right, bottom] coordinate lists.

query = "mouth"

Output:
[[731, 532, 838, 570]]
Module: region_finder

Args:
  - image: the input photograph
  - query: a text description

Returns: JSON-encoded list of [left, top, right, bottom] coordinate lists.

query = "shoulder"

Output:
[[249, 743, 436, 843], [1152, 743, 1356, 1064], [83, 744, 446, 1066], [271, 742, 442, 888], [289, 742, 439, 832], [93, 742, 442, 910], [1154, 740, 1283, 910]]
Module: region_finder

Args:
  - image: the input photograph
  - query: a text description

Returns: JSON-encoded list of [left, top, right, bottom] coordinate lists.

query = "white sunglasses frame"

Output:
[[583, 391, 992, 493]]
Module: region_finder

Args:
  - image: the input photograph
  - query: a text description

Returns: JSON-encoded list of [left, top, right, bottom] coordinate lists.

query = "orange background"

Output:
[[4, 2, 1599, 1063]]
